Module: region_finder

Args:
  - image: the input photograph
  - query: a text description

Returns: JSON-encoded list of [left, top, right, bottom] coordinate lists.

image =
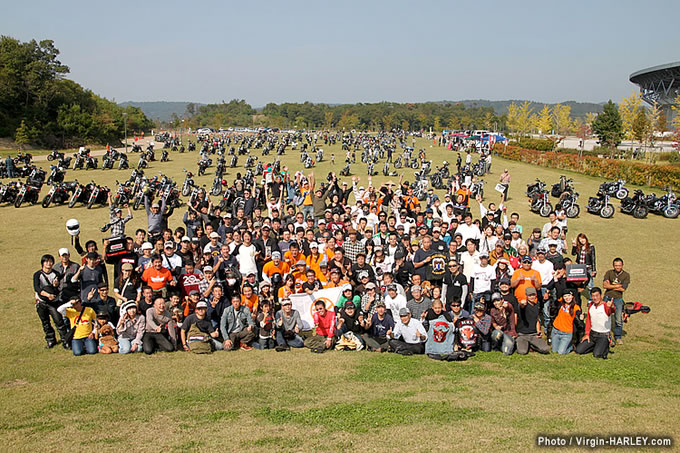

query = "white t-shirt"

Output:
[[237, 243, 258, 276], [392, 318, 426, 344], [385, 293, 407, 319], [532, 259, 554, 286], [460, 251, 481, 281], [471, 264, 495, 293], [455, 223, 482, 245]]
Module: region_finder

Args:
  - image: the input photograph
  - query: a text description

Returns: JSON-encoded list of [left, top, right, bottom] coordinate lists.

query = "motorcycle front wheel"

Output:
[[600, 204, 614, 218], [633, 205, 648, 219], [566, 204, 580, 218], [663, 206, 679, 219], [539, 203, 552, 217]]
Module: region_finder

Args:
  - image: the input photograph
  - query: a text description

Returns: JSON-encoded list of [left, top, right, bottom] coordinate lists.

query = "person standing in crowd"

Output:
[[571, 233, 596, 289], [499, 169, 511, 201], [34, 254, 69, 349], [57, 296, 98, 356], [602, 258, 630, 345]]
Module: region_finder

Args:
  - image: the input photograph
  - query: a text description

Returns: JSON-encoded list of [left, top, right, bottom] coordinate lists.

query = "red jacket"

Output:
[[313, 310, 336, 338]]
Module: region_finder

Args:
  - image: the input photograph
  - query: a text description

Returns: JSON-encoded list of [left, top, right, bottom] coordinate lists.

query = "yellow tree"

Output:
[[507, 101, 532, 141], [585, 112, 597, 130], [552, 104, 573, 136], [672, 93, 680, 130], [483, 111, 494, 130], [323, 111, 333, 130], [646, 101, 661, 148], [619, 91, 643, 149], [433, 116, 441, 133], [535, 105, 552, 136]]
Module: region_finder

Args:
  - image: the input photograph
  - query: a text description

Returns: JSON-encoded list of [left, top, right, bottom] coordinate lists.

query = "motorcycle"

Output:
[[198, 158, 211, 176], [367, 162, 376, 176], [393, 157, 403, 169], [137, 154, 149, 170], [645, 188, 679, 219], [118, 154, 129, 170], [72, 153, 85, 170], [620, 190, 649, 219], [68, 181, 92, 208], [339, 163, 351, 177], [211, 176, 227, 196], [85, 155, 98, 170], [551, 176, 574, 198], [102, 150, 116, 169], [42, 182, 75, 208], [46, 149, 64, 162], [58, 156, 72, 169], [470, 180, 485, 200], [181, 170, 196, 196], [14, 178, 44, 208], [0, 182, 20, 204], [599, 179, 628, 200], [316, 149, 323, 162], [46, 165, 66, 185], [526, 179, 547, 198], [160, 149, 170, 162], [559, 192, 580, 218], [229, 155, 238, 168], [530, 189, 552, 217], [587, 190, 615, 218], [86, 183, 109, 209]]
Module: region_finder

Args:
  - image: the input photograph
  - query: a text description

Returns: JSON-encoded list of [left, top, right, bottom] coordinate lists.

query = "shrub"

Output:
[[495, 145, 680, 189]]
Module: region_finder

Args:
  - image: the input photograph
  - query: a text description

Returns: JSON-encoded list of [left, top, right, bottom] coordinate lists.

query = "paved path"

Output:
[[32, 137, 157, 162]]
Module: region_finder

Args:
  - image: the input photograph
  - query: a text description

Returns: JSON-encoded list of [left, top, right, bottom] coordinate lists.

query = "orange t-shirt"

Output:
[[241, 294, 259, 313], [552, 304, 581, 334], [142, 267, 174, 291], [511, 268, 542, 300], [283, 251, 306, 266], [263, 260, 290, 277], [278, 286, 294, 300]]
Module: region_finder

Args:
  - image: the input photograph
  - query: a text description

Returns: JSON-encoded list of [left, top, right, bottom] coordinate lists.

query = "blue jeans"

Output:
[[606, 297, 624, 339], [540, 287, 553, 329], [118, 338, 141, 354], [491, 329, 515, 355], [551, 328, 573, 354], [72, 337, 98, 356], [252, 338, 275, 349], [301, 205, 314, 220], [275, 330, 305, 348]]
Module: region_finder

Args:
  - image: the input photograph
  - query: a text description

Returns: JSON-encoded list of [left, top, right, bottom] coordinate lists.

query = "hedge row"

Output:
[[496, 145, 680, 189], [509, 138, 555, 151]]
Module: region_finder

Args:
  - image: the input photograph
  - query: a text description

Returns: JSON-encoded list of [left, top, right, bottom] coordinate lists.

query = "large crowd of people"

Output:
[[33, 138, 632, 361]]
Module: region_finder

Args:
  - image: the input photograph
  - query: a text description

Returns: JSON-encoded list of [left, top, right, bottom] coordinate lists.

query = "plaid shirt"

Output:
[[344, 239, 365, 264], [109, 207, 132, 237]]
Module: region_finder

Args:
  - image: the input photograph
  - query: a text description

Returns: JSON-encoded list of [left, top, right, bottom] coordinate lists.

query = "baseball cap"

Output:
[[181, 236, 191, 242], [432, 227, 441, 232], [262, 224, 271, 230], [121, 263, 134, 271], [411, 285, 422, 292], [209, 232, 220, 239], [499, 277, 511, 286], [525, 287, 537, 296], [503, 233, 512, 240], [495, 241, 504, 248], [164, 241, 175, 249], [189, 290, 200, 296], [310, 242, 318, 249], [548, 240, 559, 247], [141, 242, 153, 250], [195, 301, 208, 309], [58, 248, 69, 256], [479, 252, 489, 259], [537, 247, 547, 255], [376, 300, 386, 307], [365, 282, 376, 290], [151, 202, 160, 208], [474, 302, 486, 311], [387, 284, 397, 292], [491, 292, 502, 301], [318, 219, 326, 224], [203, 265, 213, 272], [272, 251, 281, 259], [344, 302, 355, 309], [521, 255, 533, 263], [296, 259, 306, 266], [398, 307, 410, 316]]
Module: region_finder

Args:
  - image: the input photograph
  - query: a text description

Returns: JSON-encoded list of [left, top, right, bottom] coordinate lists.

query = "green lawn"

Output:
[[0, 136, 678, 452]]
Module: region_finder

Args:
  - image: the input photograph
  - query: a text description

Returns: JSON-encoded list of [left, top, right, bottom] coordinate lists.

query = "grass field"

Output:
[[0, 136, 678, 452]]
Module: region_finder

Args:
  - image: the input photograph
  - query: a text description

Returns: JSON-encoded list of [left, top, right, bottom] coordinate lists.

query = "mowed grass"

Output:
[[0, 135, 679, 452]]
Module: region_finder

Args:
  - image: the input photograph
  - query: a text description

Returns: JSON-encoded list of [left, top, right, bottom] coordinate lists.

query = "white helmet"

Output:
[[66, 218, 80, 236]]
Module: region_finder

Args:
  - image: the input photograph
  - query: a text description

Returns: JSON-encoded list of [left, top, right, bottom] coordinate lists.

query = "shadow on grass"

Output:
[[256, 398, 484, 433]]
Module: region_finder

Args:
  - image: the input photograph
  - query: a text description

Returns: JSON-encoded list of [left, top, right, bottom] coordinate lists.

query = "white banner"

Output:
[[495, 183, 506, 194], [289, 286, 345, 330]]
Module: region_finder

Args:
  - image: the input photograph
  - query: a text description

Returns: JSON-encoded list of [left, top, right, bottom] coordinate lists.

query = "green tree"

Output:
[[323, 111, 334, 130], [592, 100, 624, 150], [433, 116, 441, 133], [14, 120, 31, 150]]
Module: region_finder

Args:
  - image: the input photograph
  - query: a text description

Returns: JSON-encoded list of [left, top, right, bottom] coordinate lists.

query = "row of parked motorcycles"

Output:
[[526, 176, 679, 219]]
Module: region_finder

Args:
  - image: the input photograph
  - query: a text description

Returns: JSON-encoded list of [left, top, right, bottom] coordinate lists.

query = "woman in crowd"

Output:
[[116, 301, 145, 353], [57, 296, 98, 356], [571, 233, 596, 289], [550, 289, 582, 354]]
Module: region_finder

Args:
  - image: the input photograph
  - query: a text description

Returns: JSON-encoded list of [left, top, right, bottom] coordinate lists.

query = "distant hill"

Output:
[[446, 100, 604, 119], [118, 101, 203, 122]]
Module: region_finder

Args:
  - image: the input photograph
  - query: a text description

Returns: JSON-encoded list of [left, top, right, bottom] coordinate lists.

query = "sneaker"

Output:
[[616, 339, 623, 345], [275, 346, 288, 352], [240, 344, 253, 351], [45, 342, 57, 349]]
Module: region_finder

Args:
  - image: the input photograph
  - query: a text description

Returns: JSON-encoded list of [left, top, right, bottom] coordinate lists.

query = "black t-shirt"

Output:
[[301, 280, 323, 293], [339, 309, 362, 334], [431, 239, 448, 254], [182, 313, 214, 334], [369, 313, 394, 338], [413, 248, 436, 279], [516, 302, 540, 334], [393, 261, 414, 288], [443, 272, 468, 305], [499, 291, 519, 314]]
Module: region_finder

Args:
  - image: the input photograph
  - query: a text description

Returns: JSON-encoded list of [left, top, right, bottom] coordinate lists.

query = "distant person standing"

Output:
[[499, 169, 511, 201], [5, 156, 15, 178], [602, 258, 630, 345]]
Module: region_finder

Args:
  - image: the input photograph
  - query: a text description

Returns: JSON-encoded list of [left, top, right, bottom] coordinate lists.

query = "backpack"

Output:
[[186, 323, 212, 354]]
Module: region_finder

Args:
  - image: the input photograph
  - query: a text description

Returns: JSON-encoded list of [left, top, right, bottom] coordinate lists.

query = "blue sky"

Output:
[[2, 0, 678, 106]]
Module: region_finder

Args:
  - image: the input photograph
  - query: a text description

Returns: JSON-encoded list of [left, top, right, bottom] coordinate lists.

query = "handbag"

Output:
[[64, 307, 86, 344]]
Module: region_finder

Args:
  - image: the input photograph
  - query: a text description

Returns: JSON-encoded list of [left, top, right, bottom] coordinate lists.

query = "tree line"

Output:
[[0, 36, 153, 149], [172, 99, 507, 133]]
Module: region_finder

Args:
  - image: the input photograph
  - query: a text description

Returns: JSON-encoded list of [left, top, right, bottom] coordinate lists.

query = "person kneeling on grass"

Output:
[[424, 300, 468, 361], [575, 287, 614, 359], [388, 307, 426, 356], [143, 297, 177, 354], [220, 295, 255, 351], [515, 287, 550, 355], [116, 301, 145, 353], [274, 298, 305, 351], [305, 300, 336, 353], [254, 301, 276, 350], [181, 301, 223, 353], [57, 296, 98, 356], [361, 301, 394, 352]]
